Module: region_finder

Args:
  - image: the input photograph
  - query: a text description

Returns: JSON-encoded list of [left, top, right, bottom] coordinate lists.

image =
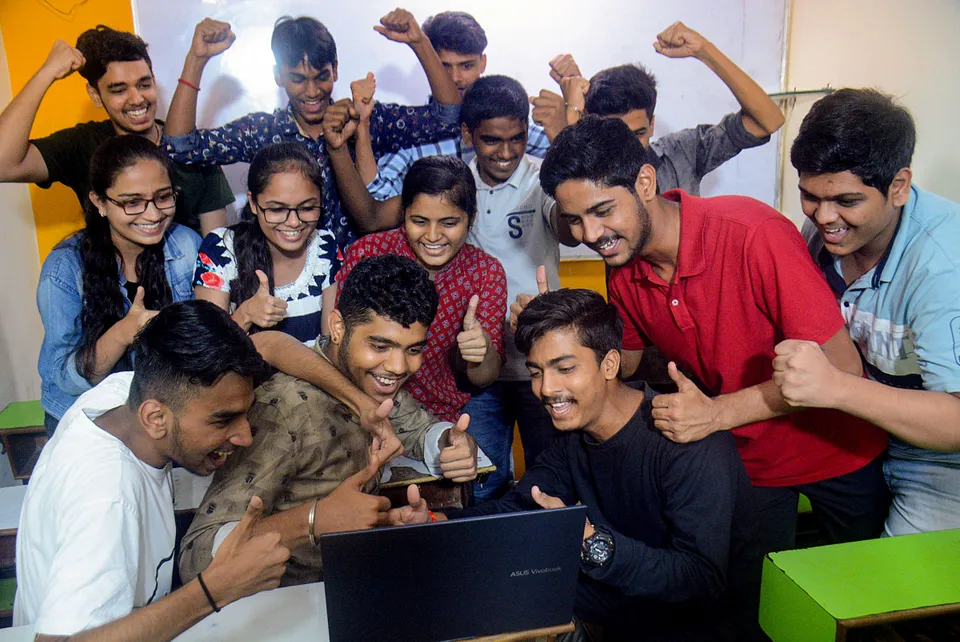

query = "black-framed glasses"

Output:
[[255, 199, 323, 225], [104, 191, 177, 216]]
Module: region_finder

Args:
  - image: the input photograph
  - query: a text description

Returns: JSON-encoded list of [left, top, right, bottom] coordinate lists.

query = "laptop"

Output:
[[321, 505, 587, 642]]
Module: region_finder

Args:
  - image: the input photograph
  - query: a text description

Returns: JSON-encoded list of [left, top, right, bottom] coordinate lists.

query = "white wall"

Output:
[[0, 28, 44, 486], [779, 0, 960, 226]]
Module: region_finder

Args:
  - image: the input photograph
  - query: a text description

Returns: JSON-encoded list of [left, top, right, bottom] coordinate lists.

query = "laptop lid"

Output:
[[321, 505, 586, 642]]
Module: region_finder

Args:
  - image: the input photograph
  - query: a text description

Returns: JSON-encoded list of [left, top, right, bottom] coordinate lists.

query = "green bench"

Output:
[[0, 401, 46, 481], [760, 529, 960, 641]]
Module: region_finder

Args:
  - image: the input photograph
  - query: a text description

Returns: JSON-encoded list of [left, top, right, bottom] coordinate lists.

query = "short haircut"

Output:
[[128, 300, 270, 413], [272, 16, 337, 70], [585, 64, 658, 119], [460, 75, 528, 131], [540, 115, 653, 197], [401, 156, 478, 227], [791, 88, 916, 195], [422, 11, 487, 55], [338, 255, 439, 336], [515, 289, 623, 363], [76, 25, 152, 87]]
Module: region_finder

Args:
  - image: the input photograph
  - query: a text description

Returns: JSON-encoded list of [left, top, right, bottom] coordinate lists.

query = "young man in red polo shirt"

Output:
[[538, 116, 889, 555]]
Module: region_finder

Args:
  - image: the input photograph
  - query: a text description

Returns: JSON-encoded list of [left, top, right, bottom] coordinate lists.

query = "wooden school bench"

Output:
[[0, 402, 46, 481]]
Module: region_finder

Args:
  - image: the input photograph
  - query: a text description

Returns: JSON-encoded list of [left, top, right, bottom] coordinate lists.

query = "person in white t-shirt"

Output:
[[15, 300, 290, 642]]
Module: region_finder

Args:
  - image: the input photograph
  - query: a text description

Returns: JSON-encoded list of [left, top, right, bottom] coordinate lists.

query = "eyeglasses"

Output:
[[104, 191, 177, 216], [255, 199, 323, 225]]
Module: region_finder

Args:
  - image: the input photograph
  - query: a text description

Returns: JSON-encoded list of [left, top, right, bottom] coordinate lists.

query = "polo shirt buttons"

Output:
[[671, 299, 679, 306]]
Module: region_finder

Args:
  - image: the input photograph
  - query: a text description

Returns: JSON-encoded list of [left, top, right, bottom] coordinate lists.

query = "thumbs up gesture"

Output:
[[198, 496, 290, 607], [237, 269, 288, 331], [122, 286, 159, 342], [350, 72, 377, 124], [439, 414, 479, 482], [651, 362, 719, 443], [510, 265, 550, 332], [314, 441, 393, 534], [387, 483, 433, 526], [457, 295, 490, 364]]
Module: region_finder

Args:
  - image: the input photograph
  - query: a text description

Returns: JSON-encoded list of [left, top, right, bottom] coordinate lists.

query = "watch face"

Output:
[[588, 537, 612, 564]]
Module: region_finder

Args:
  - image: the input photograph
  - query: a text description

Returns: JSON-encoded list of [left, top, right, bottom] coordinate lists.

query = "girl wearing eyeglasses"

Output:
[[193, 143, 340, 346], [36, 136, 200, 435]]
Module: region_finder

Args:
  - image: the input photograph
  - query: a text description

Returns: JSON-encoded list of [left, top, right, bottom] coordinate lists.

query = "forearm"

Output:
[[696, 41, 784, 136], [250, 331, 370, 414], [164, 55, 207, 136], [88, 320, 136, 384], [354, 124, 378, 185], [465, 342, 501, 387], [0, 67, 53, 181], [831, 376, 960, 451], [328, 145, 400, 232], [248, 502, 312, 551], [712, 379, 795, 432], [410, 40, 460, 105]]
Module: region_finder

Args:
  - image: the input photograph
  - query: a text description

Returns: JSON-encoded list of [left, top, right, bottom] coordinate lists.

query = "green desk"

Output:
[[760, 529, 960, 641], [0, 401, 46, 480]]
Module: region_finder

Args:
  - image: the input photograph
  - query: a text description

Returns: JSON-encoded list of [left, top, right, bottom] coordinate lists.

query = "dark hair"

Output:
[[129, 300, 270, 412], [541, 116, 653, 197], [272, 16, 337, 70], [422, 11, 487, 56], [515, 289, 623, 363], [401, 156, 478, 227], [585, 64, 658, 119], [76, 25, 152, 87], [791, 88, 916, 195], [229, 142, 324, 315], [75, 136, 175, 380], [460, 75, 528, 131], [338, 255, 438, 337]]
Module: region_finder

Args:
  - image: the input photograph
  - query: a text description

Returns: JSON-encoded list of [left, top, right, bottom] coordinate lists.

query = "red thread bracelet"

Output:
[[428, 511, 438, 523], [178, 77, 201, 92]]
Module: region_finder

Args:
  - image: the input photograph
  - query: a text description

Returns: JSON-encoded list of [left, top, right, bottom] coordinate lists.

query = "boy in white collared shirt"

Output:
[[457, 76, 578, 498]]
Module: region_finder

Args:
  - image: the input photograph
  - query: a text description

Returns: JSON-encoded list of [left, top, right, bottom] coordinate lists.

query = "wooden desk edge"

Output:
[[835, 601, 960, 640], [469, 621, 576, 641]]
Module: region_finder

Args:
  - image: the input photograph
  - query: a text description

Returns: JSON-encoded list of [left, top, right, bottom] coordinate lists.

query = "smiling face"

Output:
[[88, 60, 158, 136], [462, 117, 526, 186], [526, 327, 616, 433], [91, 158, 175, 251], [404, 193, 470, 271], [331, 311, 428, 404], [275, 60, 338, 127], [555, 178, 651, 267], [165, 372, 256, 476], [798, 169, 910, 265], [437, 49, 486, 95], [251, 169, 322, 256]]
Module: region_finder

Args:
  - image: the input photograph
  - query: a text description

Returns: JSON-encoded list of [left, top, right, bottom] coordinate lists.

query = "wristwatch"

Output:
[[581, 526, 615, 568]]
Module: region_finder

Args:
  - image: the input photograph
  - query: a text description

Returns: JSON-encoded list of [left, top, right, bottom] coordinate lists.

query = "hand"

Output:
[[350, 73, 377, 124], [653, 21, 708, 59], [387, 483, 431, 526], [509, 265, 549, 333], [651, 362, 720, 443], [531, 485, 566, 509], [559, 76, 590, 115], [315, 443, 392, 534], [358, 398, 404, 463], [440, 414, 478, 482], [238, 270, 288, 329], [123, 287, 159, 342], [322, 98, 360, 151], [457, 295, 489, 364], [189, 18, 236, 60], [202, 496, 290, 606], [530, 90, 570, 142], [374, 8, 424, 46], [773, 340, 844, 409], [40, 40, 85, 81], [548, 54, 582, 84]]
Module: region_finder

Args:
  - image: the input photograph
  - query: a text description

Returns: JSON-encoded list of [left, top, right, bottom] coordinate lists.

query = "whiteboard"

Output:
[[134, 0, 786, 258]]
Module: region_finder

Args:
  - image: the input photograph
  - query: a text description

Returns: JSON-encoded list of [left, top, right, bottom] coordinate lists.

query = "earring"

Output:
[[99, 210, 106, 217]]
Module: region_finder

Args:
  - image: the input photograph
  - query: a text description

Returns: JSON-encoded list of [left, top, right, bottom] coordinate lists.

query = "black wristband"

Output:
[[196, 571, 221, 613]]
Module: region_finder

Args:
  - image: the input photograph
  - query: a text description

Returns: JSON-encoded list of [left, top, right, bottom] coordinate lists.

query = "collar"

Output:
[[631, 189, 705, 282], [468, 155, 531, 191]]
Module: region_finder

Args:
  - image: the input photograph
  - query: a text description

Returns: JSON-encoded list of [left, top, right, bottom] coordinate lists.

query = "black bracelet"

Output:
[[196, 571, 221, 613]]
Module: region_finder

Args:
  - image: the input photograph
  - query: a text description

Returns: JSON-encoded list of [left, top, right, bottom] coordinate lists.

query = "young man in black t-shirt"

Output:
[[0, 26, 233, 235], [389, 288, 763, 641]]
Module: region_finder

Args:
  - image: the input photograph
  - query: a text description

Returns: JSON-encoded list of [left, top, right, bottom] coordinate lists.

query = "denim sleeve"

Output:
[[162, 113, 268, 166], [655, 111, 771, 184], [36, 251, 92, 397]]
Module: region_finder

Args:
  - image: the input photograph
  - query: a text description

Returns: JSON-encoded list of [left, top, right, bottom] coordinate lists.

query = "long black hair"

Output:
[[229, 142, 324, 308], [75, 135, 174, 379]]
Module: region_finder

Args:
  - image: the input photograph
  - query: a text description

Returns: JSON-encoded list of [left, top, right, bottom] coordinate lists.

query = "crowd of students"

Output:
[[2, 7, 958, 642]]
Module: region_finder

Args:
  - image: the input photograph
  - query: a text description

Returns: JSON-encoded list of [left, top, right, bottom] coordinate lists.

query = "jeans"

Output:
[[461, 383, 515, 502], [883, 452, 960, 536], [751, 455, 890, 555], [44, 411, 60, 438]]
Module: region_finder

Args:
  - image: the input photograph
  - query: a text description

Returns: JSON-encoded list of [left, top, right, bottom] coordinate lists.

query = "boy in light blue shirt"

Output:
[[773, 88, 960, 536]]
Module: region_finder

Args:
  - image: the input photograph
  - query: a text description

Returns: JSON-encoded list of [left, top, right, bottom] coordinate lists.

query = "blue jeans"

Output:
[[461, 383, 514, 502], [883, 451, 960, 536]]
